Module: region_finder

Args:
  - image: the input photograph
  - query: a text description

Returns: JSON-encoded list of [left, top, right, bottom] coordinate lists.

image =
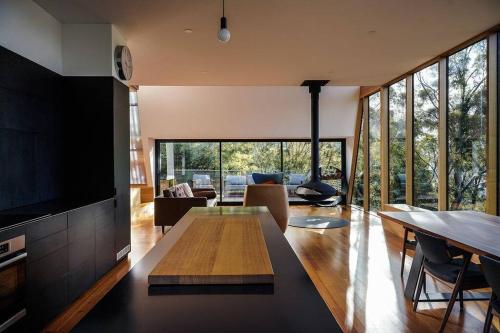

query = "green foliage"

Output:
[[447, 40, 487, 211], [158, 141, 343, 194], [353, 120, 364, 206], [414, 63, 439, 210], [222, 142, 281, 175], [369, 93, 381, 211], [389, 80, 407, 204]]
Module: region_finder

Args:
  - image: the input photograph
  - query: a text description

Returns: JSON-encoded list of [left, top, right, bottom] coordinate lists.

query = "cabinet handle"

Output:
[[0, 252, 27, 269]]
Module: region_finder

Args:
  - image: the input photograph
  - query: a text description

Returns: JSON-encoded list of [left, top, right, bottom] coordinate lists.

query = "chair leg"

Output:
[[401, 228, 409, 277], [162, 226, 165, 234], [438, 255, 471, 333], [423, 271, 427, 294], [459, 290, 464, 311], [413, 264, 425, 311], [483, 299, 493, 333]]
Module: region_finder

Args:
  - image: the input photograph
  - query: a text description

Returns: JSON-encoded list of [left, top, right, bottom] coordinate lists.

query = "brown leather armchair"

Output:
[[243, 184, 289, 232], [154, 186, 217, 233]]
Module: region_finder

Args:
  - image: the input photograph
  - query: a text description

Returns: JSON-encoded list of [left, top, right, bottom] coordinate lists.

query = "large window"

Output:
[[157, 142, 221, 196], [156, 139, 345, 203], [368, 93, 381, 211], [413, 63, 439, 210], [447, 40, 488, 211], [388, 80, 407, 204], [222, 142, 280, 201], [352, 117, 364, 207]]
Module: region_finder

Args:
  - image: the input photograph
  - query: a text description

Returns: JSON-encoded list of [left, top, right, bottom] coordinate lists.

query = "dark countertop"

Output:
[[0, 197, 113, 231], [74, 207, 342, 333]]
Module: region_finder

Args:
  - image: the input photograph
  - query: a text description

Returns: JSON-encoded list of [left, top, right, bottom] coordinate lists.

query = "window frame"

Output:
[[154, 138, 347, 205]]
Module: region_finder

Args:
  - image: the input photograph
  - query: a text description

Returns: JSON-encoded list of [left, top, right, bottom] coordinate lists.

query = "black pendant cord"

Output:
[[222, 0, 225, 17]]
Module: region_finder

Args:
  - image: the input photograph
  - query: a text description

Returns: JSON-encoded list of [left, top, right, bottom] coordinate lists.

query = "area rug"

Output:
[[288, 216, 349, 229]]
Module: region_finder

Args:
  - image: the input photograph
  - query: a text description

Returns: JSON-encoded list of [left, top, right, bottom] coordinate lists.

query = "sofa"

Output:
[[224, 175, 254, 197], [154, 183, 217, 232]]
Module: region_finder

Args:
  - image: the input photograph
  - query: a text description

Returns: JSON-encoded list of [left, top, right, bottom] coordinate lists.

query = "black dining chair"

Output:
[[413, 231, 489, 333], [401, 227, 417, 277], [480, 255, 500, 333]]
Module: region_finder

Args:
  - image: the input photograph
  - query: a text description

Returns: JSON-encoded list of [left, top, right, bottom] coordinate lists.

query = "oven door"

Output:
[[0, 251, 27, 332]]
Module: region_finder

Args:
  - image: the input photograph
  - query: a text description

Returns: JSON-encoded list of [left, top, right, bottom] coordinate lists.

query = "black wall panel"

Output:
[[0, 46, 64, 210], [62, 77, 115, 203]]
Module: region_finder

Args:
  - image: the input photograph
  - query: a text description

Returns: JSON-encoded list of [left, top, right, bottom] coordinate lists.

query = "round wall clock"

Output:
[[114, 45, 133, 80]]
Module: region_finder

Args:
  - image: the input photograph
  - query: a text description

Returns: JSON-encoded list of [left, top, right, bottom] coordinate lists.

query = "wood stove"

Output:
[[295, 80, 339, 202]]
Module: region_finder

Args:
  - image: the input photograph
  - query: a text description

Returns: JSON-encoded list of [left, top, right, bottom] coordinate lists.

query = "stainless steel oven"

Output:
[[0, 235, 27, 332]]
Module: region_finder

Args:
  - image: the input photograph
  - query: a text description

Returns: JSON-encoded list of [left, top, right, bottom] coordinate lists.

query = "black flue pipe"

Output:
[[309, 83, 321, 182]]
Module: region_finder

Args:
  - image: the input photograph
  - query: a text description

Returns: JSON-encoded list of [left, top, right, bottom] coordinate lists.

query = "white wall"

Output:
[[0, 0, 62, 74], [62, 24, 112, 76], [62, 24, 127, 80], [0, 1, 127, 79], [138, 86, 360, 185]]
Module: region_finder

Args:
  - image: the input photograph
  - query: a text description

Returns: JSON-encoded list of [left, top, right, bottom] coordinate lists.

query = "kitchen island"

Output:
[[74, 206, 342, 332]]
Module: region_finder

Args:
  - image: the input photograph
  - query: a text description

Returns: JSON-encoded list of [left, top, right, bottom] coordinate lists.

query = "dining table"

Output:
[[379, 210, 500, 300], [74, 206, 342, 332]]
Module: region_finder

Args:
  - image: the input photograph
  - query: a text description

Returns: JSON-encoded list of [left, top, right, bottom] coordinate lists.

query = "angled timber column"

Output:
[[406, 76, 414, 205], [486, 33, 498, 215], [362, 97, 370, 211], [380, 87, 389, 207], [347, 100, 364, 204], [438, 58, 448, 211]]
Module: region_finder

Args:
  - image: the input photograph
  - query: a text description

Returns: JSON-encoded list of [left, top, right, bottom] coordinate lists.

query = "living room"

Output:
[[1, 1, 500, 333]]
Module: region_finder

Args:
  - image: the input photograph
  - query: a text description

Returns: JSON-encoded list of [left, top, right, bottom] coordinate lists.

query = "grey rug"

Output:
[[288, 216, 349, 229]]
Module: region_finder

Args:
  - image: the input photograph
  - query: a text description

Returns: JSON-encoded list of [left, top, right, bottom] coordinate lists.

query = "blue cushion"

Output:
[[252, 173, 284, 185]]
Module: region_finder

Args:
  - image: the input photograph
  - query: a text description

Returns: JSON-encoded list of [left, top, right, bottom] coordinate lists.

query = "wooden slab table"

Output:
[[379, 210, 500, 300], [149, 215, 274, 285]]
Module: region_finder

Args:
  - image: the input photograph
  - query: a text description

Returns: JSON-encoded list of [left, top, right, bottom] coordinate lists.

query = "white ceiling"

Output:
[[35, 0, 500, 86]]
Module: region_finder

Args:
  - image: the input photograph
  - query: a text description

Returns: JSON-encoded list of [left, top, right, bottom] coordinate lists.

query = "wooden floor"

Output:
[[286, 205, 498, 333], [44, 204, 498, 332]]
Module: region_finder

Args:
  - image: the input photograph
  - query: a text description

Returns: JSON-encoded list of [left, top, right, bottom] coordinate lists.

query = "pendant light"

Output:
[[218, 0, 230, 43]]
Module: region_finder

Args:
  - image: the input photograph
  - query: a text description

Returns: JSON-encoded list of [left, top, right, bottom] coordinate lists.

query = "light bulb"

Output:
[[218, 28, 230, 43]]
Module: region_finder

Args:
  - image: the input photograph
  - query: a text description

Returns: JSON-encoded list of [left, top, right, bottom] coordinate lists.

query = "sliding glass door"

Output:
[[157, 142, 221, 197], [221, 142, 280, 201], [156, 139, 346, 203]]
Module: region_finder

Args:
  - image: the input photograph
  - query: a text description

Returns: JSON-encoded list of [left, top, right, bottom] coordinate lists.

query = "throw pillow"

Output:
[[252, 172, 284, 185], [174, 184, 187, 198], [181, 183, 194, 197], [163, 189, 175, 198]]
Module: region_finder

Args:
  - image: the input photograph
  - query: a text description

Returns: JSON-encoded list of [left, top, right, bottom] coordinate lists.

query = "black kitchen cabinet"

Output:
[[0, 47, 130, 331], [26, 212, 66, 244], [3, 198, 122, 331], [67, 205, 96, 303], [95, 199, 115, 279], [26, 214, 69, 329], [63, 77, 130, 262], [26, 246, 68, 328]]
